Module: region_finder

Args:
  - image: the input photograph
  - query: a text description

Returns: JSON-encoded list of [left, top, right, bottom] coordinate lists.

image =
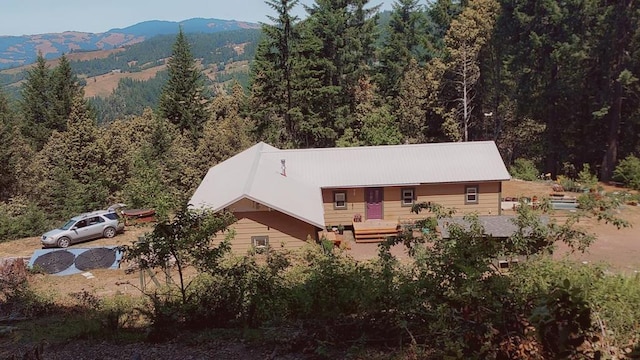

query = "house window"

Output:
[[401, 188, 415, 207], [252, 235, 269, 249], [334, 191, 347, 210], [465, 185, 479, 204]]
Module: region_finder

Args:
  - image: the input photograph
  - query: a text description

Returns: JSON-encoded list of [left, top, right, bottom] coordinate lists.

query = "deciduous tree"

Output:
[[442, 0, 499, 141]]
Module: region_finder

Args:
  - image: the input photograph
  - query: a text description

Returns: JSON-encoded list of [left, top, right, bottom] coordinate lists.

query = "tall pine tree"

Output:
[[249, 0, 300, 147], [295, 0, 380, 147], [20, 53, 53, 149], [442, 0, 499, 141], [377, 0, 431, 100], [158, 28, 209, 143]]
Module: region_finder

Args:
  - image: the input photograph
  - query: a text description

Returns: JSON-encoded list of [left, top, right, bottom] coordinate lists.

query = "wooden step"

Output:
[[354, 228, 399, 235]]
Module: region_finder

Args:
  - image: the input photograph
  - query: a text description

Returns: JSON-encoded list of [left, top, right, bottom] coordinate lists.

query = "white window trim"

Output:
[[334, 191, 347, 210], [401, 188, 415, 207], [465, 185, 479, 204], [252, 235, 269, 249]]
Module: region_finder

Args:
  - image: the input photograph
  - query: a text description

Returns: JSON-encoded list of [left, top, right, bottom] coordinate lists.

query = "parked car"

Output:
[[41, 210, 125, 248]]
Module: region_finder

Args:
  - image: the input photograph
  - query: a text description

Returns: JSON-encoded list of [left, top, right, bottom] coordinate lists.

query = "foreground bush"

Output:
[[512, 258, 640, 352], [108, 201, 638, 358]]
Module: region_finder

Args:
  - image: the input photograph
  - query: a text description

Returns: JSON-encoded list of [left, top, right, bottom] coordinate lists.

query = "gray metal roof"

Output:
[[438, 216, 520, 239], [189, 141, 510, 228], [437, 215, 550, 239], [189, 143, 325, 228], [263, 141, 510, 188]]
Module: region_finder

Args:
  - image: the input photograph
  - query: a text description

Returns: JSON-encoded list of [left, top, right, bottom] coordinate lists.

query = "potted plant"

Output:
[[337, 224, 345, 235]]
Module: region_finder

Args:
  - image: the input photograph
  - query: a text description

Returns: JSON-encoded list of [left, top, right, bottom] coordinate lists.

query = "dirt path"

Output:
[[503, 179, 640, 274]]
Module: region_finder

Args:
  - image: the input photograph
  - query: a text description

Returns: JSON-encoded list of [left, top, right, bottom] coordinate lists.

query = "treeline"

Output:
[[249, 0, 640, 182]]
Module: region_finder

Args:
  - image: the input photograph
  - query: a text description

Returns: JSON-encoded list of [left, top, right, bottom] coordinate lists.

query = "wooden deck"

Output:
[[352, 220, 400, 243]]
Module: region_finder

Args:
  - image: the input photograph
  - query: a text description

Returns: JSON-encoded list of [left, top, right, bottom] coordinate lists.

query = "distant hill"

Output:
[[0, 18, 260, 70]]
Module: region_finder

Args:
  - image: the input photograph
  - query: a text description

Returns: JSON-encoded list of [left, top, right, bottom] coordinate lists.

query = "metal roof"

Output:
[[263, 141, 511, 188], [189, 141, 510, 228], [188, 142, 325, 228], [437, 215, 550, 239]]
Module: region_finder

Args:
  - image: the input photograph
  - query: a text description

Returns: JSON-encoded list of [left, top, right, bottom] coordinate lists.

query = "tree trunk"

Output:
[[600, 77, 623, 181], [600, 0, 632, 181]]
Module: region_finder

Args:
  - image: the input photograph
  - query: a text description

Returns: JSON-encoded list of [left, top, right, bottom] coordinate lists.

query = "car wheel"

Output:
[[103, 227, 116, 238], [57, 237, 70, 248]]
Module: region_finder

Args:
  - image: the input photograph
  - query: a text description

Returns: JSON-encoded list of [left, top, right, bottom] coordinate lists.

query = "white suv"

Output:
[[41, 210, 125, 248]]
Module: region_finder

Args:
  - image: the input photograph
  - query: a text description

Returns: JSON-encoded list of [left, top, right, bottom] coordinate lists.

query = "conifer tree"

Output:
[[377, 0, 431, 99], [249, 0, 300, 147], [50, 54, 85, 133], [0, 90, 18, 200], [197, 82, 252, 174], [396, 58, 448, 143], [26, 95, 108, 217], [20, 53, 53, 148], [296, 0, 380, 147], [158, 28, 209, 143], [428, 0, 464, 57]]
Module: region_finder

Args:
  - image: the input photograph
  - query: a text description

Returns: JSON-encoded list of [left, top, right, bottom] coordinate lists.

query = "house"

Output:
[[188, 141, 511, 252]]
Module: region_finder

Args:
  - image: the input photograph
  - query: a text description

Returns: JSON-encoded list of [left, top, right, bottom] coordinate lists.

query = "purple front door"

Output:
[[365, 188, 383, 220]]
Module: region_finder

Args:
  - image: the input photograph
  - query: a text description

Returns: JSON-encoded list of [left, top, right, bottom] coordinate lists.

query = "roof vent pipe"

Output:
[[281, 159, 286, 177]]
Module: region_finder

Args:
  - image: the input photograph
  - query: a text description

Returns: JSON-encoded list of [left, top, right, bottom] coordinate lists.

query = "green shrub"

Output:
[[613, 155, 640, 190], [0, 196, 50, 241], [510, 158, 540, 181], [577, 163, 599, 190], [511, 259, 640, 349]]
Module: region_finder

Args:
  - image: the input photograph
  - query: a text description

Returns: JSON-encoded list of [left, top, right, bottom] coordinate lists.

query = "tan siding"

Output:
[[418, 182, 501, 215], [228, 198, 270, 212], [322, 182, 502, 227], [383, 187, 422, 221], [322, 188, 365, 227], [227, 211, 317, 253]]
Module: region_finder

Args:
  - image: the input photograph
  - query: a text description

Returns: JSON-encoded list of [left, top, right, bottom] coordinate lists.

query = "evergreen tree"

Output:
[[428, 0, 464, 57], [197, 82, 252, 174], [396, 58, 447, 143], [158, 28, 209, 143], [499, 0, 638, 179], [20, 53, 53, 149], [249, 0, 300, 147], [0, 90, 17, 200], [25, 95, 109, 217], [296, 0, 380, 147], [336, 75, 402, 146], [51, 54, 85, 133], [596, 0, 639, 180], [377, 0, 431, 99], [98, 109, 157, 197]]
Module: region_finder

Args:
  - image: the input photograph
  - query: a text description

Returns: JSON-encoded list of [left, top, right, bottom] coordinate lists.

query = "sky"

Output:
[[1, 0, 392, 37]]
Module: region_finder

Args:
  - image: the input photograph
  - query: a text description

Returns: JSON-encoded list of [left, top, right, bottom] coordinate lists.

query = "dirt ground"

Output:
[[503, 179, 640, 274], [1, 180, 639, 300]]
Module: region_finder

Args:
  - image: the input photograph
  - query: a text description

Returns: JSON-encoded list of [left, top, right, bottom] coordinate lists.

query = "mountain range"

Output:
[[0, 18, 260, 70]]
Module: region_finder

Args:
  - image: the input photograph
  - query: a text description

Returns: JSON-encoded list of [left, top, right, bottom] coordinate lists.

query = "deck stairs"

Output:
[[352, 220, 400, 243]]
